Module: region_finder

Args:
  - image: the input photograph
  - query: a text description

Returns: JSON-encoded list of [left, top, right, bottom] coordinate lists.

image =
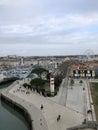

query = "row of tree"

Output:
[[23, 78, 46, 93]]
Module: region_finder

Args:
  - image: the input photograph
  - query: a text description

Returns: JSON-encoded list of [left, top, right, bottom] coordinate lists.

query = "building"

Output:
[[71, 61, 98, 78]]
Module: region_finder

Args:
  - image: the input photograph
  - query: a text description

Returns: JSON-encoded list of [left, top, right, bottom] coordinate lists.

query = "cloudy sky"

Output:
[[0, 0, 98, 56]]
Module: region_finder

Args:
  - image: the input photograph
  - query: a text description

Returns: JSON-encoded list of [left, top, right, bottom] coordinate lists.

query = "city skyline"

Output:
[[0, 0, 98, 56]]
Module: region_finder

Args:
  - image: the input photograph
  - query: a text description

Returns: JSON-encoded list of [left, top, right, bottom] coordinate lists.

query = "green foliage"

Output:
[[54, 74, 63, 96], [46, 73, 51, 81], [30, 78, 46, 93], [92, 83, 98, 92], [55, 85, 59, 93], [30, 78, 46, 87], [90, 82, 98, 120], [54, 74, 63, 87], [95, 96, 98, 105], [46, 91, 52, 97], [31, 68, 48, 77]]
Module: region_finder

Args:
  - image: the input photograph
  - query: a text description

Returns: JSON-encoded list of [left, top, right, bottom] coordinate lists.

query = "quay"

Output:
[[1, 79, 85, 130], [1, 81, 48, 130]]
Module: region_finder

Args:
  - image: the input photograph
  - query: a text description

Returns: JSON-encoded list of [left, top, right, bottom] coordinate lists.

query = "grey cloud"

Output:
[[1, 0, 98, 24], [0, 0, 98, 56], [0, 36, 45, 44], [0, 1, 42, 24], [42, 0, 98, 14]]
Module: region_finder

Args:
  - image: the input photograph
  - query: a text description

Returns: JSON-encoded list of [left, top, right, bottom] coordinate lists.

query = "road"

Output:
[[59, 66, 70, 106], [59, 77, 68, 106]]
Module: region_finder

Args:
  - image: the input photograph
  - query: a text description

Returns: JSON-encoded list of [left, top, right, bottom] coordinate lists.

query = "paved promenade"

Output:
[[1, 79, 85, 130], [48, 78, 96, 122], [66, 79, 96, 122], [1, 82, 48, 130], [2, 78, 96, 130], [66, 79, 86, 114]]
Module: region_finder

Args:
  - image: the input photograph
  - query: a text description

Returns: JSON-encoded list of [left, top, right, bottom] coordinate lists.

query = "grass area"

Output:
[[91, 83, 98, 91], [90, 82, 98, 121]]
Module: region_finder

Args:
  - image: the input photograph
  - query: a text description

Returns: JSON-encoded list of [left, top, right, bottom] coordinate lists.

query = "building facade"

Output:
[[71, 62, 98, 78]]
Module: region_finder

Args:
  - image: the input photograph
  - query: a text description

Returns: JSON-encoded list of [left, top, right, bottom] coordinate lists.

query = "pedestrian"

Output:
[[40, 104, 43, 110], [83, 87, 85, 91], [57, 115, 61, 121]]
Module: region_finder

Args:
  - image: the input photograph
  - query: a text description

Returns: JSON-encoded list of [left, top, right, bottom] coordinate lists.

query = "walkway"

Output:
[[66, 79, 86, 114], [48, 78, 96, 122], [2, 79, 85, 130]]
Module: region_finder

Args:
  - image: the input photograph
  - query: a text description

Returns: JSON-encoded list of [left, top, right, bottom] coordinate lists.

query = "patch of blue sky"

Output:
[[85, 26, 98, 33]]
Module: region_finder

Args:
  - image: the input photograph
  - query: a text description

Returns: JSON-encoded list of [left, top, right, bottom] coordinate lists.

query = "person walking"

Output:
[[40, 104, 43, 110], [57, 115, 61, 122]]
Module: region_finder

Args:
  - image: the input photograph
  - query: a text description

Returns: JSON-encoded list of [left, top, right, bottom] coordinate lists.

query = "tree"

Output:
[[54, 74, 63, 87], [58, 61, 72, 78], [46, 73, 51, 81], [30, 78, 46, 93], [54, 74, 63, 93], [31, 68, 48, 77]]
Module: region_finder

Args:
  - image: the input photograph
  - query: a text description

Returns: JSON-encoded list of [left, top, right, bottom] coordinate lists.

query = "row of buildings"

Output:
[[71, 61, 98, 78], [0, 56, 70, 80], [0, 56, 69, 72]]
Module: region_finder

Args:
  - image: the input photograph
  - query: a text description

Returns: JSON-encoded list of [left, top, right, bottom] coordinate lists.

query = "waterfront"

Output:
[[0, 82, 29, 130]]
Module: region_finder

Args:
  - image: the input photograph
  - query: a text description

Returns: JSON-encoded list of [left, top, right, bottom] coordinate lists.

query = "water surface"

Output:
[[0, 81, 29, 130]]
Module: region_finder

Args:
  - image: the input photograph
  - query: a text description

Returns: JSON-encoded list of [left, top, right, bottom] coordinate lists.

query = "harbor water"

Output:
[[0, 81, 30, 130]]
